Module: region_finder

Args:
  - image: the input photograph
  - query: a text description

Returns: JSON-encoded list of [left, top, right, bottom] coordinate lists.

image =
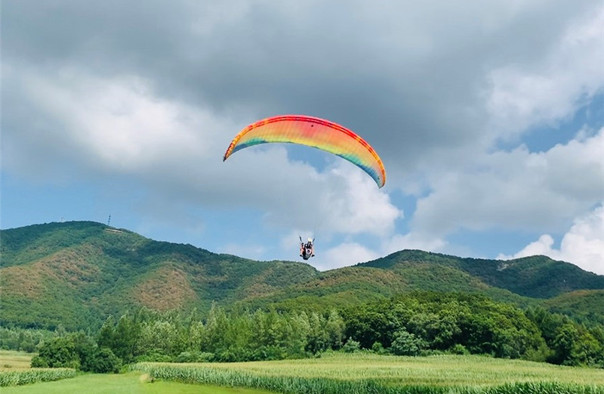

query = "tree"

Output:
[[552, 323, 602, 366], [88, 348, 121, 373], [390, 329, 425, 356]]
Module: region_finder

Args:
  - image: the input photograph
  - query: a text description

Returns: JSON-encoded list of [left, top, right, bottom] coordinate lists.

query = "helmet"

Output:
[[308, 238, 313, 243]]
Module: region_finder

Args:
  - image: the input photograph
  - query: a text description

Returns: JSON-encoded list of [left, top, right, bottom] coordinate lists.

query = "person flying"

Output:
[[299, 236, 315, 260]]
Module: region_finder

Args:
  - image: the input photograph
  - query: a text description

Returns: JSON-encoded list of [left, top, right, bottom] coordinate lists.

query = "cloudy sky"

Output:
[[2, 1, 603, 274]]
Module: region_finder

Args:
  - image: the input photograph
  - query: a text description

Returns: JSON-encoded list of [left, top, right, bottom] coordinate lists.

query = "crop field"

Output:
[[0, 372, 271, 394], [0, 350, 76, 387], [0, 350, 33, 370], [135, 352, 604, 394]]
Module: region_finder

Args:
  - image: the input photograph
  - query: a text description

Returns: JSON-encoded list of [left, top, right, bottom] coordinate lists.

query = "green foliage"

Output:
[[341, 338, 360, 353], [0, 222, 317, 331], [0, 327, 58, 352], [2, 222, 603, 335], [2, 222, 604, 370], [32, 332, 121, 373], [343, 292, 548, 360], [390, 329, 426, 356], [34, 335, 82, 369], [175, 351, 214, 363], [363, 250, 604, 299], [94, 307, 346, 363], [133, 353, 604, 393], [544, 290, 604, 326], [0, 369, 76, 387], [87, 347, 122, 373]]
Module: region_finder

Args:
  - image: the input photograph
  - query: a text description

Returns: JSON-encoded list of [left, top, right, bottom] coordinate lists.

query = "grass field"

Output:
[[135, 352, 604, 393], [2, 351, 603, 393], [0, 371, 272, 394], [0, 350, 77, 387], [0, 350, 33, 370]]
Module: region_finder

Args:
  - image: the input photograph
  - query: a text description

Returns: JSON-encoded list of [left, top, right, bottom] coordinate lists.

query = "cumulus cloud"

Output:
[[3, 65, 401, 239], [3, 0, 604, 268], [382, 232, 447, 256], [411, 128, 604, 236], [219, 243, 266, 261], [314, 242, 380, 271], [499, 204, 604, 275], [487, 4, 604, 138]]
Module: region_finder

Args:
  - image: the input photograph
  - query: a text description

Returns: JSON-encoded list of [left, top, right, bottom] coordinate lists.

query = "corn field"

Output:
[[132, 353, 604, 394], [0, 368, 76, 387]]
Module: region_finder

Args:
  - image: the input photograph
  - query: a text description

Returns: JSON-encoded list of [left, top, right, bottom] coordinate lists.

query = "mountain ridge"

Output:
[[1, 221, 602, 330]]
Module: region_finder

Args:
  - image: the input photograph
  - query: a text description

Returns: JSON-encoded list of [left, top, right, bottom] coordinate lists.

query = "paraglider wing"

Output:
[[223, 115, 386, 188]]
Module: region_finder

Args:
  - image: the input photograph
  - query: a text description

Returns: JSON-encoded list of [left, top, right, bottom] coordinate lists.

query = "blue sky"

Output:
[[2, 1, 603, 274]]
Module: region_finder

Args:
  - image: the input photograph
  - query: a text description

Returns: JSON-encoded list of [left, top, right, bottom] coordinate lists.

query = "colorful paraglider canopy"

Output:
[[223, 115, 386, 188]]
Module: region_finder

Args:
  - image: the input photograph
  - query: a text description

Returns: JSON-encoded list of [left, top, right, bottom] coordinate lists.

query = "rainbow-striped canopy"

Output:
[[223, 115, 386, 188]]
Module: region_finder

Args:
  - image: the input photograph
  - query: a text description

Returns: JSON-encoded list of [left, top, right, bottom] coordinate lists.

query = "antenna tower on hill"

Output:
[[107, 215, 111, 227]]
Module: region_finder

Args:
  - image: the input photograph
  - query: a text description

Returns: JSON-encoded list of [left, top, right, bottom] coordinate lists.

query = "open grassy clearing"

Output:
[[135, 353, 604, 393], [0, 350, 33, 370], [0, 350, 76, 387], [0, 371, 272, 394]]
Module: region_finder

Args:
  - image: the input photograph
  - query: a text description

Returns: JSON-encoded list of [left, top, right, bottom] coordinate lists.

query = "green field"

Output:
[[135, 353, 604, 393], [0, 372, 271, 394], [0, 351, 77, 387], [0, 351, 268, 393], [3, 351, 604, 393], [0, 350, 32, 370]]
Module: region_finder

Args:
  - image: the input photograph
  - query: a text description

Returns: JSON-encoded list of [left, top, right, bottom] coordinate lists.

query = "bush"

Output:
[[175, 351, 214, 363], [135, 351, 174, 362], [88, 348, 121, 373], [30, 355, 49, 368], [342, 338, 360, 353], [371, 341, 386, 354], [34, 336, 81, 369], [449, 344, 469, 355], [390, 330, 426, 356]]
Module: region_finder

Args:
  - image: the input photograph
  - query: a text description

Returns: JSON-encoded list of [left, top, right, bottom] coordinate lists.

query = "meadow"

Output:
[[134, 352, 604, 393], [0, 350, 269, 393], [0, 350, 76, 387], [0, 372, 271, 394], [2, 350, 604, 393]]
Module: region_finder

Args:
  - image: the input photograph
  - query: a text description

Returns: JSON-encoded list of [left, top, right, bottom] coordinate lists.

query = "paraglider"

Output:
[[223, 115, 387, 259], [223, 115, 386, 188], [299, 237, 315, 260]]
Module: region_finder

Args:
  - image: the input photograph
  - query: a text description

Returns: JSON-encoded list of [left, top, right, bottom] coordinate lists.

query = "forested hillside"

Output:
[[1, 221, 603, 331]]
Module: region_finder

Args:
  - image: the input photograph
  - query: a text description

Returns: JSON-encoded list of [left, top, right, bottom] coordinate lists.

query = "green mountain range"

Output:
[[1, 221, 602, 330]]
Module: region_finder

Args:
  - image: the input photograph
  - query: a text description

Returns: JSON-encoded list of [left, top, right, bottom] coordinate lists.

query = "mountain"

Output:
[[1, 221, 603, 330], [360, 250, 604, 298], [0, 221, 316, 330]]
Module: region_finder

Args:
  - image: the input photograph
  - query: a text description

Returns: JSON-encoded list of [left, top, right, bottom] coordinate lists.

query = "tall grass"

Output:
[[0, 368, 76, 387], [132, 353, 604, 394]]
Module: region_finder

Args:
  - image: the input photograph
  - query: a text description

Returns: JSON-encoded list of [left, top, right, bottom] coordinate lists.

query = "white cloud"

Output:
[[4, 0, 604, 267], [487, 4, 604, 138], [382, 232, 447, 256], [412, 128, 604, 236], [219, 243, 266, 261], [3, 66, 402, 241], [499, 204, 604, 275], [2, 66, 229, 176], [313, 242, 380, 271]]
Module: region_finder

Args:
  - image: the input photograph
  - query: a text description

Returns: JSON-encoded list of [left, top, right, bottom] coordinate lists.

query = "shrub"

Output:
[[342, 338, 360, 353], [175, 351, 214, 363], [449, 344, 469, 355], [88, 347, 121, 373], [390, 330, 426, 356], [30, 355, 49, 368]]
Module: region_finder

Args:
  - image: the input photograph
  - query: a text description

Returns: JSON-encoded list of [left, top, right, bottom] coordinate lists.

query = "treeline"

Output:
[[343, 292, 603, 366], [14, 292, 604, 372], [0, 327, 58, 353], [96, 306, 345, 363]]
